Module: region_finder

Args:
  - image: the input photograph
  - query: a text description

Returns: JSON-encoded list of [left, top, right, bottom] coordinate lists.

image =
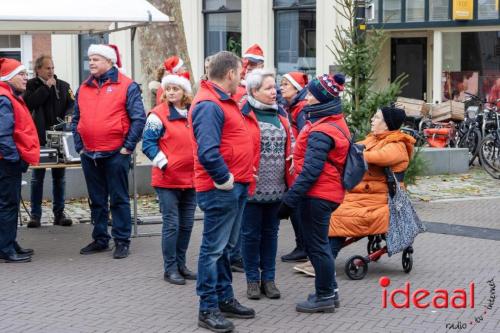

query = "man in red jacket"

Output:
[[190, 51, 256, 333], [0, 58, 40, 263], [71, 45, 146, 259]]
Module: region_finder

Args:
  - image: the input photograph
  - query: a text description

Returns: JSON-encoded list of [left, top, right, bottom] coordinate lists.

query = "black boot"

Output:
[[198, 310, 234, 333], [218, 298, 255, 319], [261, 281, 281, 299], [54, 212, 73, 226], [281, 247, 307, 262], [178, 265, 197, 280], [27, 216, 41, 228], [164, 270, 186, 285], [0, 252, 31, 263], [80, 241, 110, 255], [14, 242, 34, 256], [296, 294, 335, 313]]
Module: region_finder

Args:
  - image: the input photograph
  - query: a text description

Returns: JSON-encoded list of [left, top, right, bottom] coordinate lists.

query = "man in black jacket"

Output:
[[24, 55, 74, 228]]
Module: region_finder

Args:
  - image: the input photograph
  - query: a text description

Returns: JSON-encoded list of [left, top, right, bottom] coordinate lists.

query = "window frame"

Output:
[[273, 0, 316, 76], [203, 0, 242, 58]]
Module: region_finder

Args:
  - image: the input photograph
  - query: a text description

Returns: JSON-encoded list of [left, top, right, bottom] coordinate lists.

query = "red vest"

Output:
[[149, 103, 194, 189], [244, 104, 294, 195], [0, 82, 40, 165], [294, 114, 350, 204], [289, 99, 307, 139], [77, 72, 133, 152], [189, 80, 254, 192]]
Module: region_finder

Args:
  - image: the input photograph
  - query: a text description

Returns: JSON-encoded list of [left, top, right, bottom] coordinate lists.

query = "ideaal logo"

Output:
[[379, 276, 496, 330]]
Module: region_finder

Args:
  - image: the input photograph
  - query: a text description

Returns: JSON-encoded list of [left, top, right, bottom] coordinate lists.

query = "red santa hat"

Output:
[[243, 44, 264, 63], [283, 71, 308, 91], [0, 58, 26, 81], [163, 56, 184, 74], [161, 72, 192, 95], [87, 44, 122, 68]]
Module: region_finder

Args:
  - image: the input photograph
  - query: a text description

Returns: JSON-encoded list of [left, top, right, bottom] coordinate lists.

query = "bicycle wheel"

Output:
[[458, 128, 481, 166], [479, 134, 500, 179]]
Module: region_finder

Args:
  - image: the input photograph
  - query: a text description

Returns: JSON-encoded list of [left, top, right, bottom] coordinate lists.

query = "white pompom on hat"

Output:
[[161, 73, 192, 95]]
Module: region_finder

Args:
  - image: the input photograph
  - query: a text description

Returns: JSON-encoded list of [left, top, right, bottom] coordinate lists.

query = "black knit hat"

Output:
[[381, 106, 406, 131]]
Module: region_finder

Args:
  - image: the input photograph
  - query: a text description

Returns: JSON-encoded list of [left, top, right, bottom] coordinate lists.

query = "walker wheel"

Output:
[[402, 248, 413, 273], [345, 255, 369, 280]]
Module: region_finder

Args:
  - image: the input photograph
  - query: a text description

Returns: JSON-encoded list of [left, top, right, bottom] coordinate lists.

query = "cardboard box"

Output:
[[396, 97, 430, 117], [431, 101, 465, 122]]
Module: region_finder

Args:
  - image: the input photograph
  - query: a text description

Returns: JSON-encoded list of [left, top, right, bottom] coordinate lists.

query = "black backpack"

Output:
[[327, 123, 368, 190]]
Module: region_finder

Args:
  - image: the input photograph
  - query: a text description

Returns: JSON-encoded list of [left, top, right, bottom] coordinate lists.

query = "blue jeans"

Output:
[[0, 159, 22, 255], [329, 236, 345, 291], [196, 183, 248, 312], [155, 187, 196, 273], [80, 153, 131, 245], [229, 230, 242, 263], [30, 168, 66, 218], [241, 202, 280, 282], [299, 197, 340, 298]]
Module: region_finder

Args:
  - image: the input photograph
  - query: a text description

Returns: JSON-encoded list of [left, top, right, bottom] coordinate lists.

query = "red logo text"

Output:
[[380, 276, 475, 309]]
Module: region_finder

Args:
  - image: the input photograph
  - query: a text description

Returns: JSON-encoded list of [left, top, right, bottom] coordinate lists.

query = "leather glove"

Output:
[[277, 201, 293, 220]]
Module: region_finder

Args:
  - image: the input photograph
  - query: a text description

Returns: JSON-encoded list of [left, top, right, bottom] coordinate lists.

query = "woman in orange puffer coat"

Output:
[[328, 107, 415, 269]]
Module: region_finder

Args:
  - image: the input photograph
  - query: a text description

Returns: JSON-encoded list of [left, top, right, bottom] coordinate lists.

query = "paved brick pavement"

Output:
[[6, 167, 500, 332], [1, 204, 500, 333]]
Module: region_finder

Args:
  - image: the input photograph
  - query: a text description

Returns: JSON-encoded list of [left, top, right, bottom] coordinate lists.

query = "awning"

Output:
[[0, 0, 170, 34]]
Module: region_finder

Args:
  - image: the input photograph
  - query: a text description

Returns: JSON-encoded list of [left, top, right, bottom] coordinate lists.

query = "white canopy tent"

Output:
[[1, 0, 171, 237], [0, 0, 170, 34]]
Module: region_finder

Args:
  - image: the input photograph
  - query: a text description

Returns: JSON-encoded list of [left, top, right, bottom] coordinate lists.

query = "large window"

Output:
[[274, 0, 316, 76], [0, 35, 21, 61], [204, 0, 241, 57], [78, 34, 109, 82], [442, 31, 500, 103]]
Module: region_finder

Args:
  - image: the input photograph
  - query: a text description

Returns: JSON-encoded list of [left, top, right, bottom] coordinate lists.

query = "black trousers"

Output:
[[0, 159, 22, 255]]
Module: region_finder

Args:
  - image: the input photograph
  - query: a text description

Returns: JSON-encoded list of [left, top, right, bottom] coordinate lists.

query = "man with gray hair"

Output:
[[189, 51, 256, 332], [24, 55, 74, 228]]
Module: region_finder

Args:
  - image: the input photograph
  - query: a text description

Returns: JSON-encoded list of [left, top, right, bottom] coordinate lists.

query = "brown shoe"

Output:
[[246, 282, 261, 300], [261, 281, 281, 299], [27, 217, 41, 228]]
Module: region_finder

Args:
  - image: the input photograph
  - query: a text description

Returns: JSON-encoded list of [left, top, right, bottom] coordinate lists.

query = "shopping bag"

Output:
[[386, 170, 426, 256]]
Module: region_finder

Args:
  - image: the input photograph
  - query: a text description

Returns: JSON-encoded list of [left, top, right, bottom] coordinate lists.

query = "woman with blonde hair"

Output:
[[142, 73, 197, 285]]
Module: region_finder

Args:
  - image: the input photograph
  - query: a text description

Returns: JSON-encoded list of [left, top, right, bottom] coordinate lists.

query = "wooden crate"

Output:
[[431, 101, 465, 122], [396, 97, 430, 117]]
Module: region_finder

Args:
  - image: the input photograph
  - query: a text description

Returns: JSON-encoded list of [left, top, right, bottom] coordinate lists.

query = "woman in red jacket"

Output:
[[142, 73, 197, 285], [279, 71, 309, 263]]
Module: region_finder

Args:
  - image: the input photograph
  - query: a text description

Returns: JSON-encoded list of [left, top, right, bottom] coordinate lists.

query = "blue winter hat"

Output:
[[307, 73, 345, 103]]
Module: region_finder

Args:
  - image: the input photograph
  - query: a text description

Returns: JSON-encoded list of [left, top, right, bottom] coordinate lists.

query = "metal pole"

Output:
[[131, 27, 139, 237]]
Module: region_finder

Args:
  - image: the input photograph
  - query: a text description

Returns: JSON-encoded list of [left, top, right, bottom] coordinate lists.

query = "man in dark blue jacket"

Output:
[[71, 44, 145, 259]]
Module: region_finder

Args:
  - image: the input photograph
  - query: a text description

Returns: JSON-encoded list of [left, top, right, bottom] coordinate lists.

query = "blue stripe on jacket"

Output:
[[71, 67, 146, 158], [0, 96, 19, 161], [191, 86, 234, 185]]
